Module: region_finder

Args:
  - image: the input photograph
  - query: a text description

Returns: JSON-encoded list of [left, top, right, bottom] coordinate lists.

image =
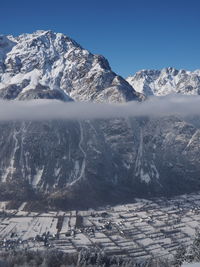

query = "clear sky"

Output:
[[1, 0, 200, 77]]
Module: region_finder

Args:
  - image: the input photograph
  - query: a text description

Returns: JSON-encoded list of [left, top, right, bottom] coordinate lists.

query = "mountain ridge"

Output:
[[126, 67, 200, 96]]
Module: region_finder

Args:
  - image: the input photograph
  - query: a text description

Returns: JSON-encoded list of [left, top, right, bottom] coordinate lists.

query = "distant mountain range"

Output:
[[0, 30, 200, 209], [127, 67, 200, 96]]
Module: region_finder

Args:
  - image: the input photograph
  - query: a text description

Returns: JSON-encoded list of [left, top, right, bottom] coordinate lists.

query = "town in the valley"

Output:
[[0, 192, 200, 260]]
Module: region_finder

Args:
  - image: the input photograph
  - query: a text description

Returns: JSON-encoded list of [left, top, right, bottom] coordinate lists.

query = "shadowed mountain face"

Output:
[[0, 117, 200, 209], [0, 31, 200, 209]]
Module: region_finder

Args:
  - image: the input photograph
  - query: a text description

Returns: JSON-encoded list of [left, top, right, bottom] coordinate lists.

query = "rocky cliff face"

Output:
[[0, 116, 200, 208], [0, 31, 200, 208]]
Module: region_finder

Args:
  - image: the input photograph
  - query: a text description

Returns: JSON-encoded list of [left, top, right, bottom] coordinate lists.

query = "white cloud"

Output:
[[0, 95, 200, 121]]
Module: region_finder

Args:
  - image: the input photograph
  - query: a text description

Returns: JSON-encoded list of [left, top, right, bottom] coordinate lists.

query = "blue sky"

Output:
[[1, 0, 200, 77]]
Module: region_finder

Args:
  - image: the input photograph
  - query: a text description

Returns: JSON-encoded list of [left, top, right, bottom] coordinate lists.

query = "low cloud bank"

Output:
[[0, 95, 200, 121]]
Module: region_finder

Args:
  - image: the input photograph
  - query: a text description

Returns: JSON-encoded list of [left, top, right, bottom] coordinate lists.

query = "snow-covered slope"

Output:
[[0, 30, 141, 102], [127, 67, 200, 96]]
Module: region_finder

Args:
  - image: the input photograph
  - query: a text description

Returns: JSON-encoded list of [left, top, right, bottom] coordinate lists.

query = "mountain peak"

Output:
[[0, 30, 141, 102], [127, 67, 200, 96]]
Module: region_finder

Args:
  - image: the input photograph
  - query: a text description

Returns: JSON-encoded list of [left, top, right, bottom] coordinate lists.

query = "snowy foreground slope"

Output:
[[0, 31, 200, 208], [127, 67, 200, 96]]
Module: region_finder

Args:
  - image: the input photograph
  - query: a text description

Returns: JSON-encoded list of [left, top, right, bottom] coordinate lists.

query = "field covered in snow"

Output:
[[0, 193, 200, 260]]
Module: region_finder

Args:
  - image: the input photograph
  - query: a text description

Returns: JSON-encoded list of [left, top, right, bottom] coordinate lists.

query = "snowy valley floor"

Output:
[[0, 193, 200, 261]]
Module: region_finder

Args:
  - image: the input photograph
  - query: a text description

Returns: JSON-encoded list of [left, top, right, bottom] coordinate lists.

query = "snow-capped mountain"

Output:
[[0, 31, 200, 208], [0, 30, 141, 102], [127, 67, 200, 96]]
